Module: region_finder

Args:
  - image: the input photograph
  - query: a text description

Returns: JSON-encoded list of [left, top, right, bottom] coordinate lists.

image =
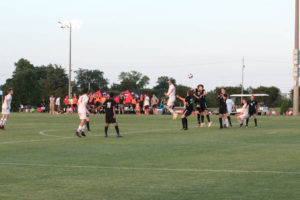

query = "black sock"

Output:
[[197, 114, 200, 124], [246, 118, 249, 126], [184, 118, 188, 129], [254, 119, 257, 126], [228, 116, 231, 125], [206, 115, 211, 122], [105, 126, 108, 134], [201, 115, 204, 123], [86, 121, 90, 131], [219, 118, 223, 128], [182, 118, 185, 129], [115, 126, 120, 134]]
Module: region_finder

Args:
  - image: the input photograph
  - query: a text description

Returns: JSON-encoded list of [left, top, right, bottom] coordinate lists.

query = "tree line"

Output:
[[0, 58, 291, 111]]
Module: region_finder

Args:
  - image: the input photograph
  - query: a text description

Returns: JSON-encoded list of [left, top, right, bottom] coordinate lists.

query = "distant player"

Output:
[[164, 79, 178, 120], [218, 88, 229, 129], [226, 98, 235, 127], [237, 99, 249, 127], [194, 84, 212, 127], [0, 89, 13, 130], [101, 92, 123, 137], [75, 89, 89, 138], [246, 95, 258, 127], [176, 90, 193, 130]]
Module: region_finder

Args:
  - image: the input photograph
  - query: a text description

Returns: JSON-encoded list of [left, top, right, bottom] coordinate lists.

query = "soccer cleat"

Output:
[[75, 131, 81, 138], [208, 122, 212, 128], [197, 124, 201, 128], [240, 124, 243, 128], [81, 132, 86, 137], [117, 134, 123, 137], [105, 133, 108, 137], [0, 125, 3, 130], [200, 123, 205, 127]]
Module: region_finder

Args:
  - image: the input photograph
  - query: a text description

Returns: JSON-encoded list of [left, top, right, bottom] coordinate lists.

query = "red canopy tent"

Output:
[[114, 90, 133, 104]]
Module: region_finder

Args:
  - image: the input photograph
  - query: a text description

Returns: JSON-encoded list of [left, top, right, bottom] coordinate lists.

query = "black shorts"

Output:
[[219, 107, 227, 115], [183, 109, 193, 117], [152, 104, 157, 109], [106, 114, 117, 124], [196, 103, 208, 112], [73, 104, 77, 108], [249, 110, 256, 116]]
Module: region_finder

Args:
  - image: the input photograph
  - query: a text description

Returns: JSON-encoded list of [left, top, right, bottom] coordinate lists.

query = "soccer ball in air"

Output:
[[187, 73, 193, 79]]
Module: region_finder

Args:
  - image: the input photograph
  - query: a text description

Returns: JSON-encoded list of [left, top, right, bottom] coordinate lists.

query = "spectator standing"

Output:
[[151, 94, 159, 115], [49, 95, 55, 114]]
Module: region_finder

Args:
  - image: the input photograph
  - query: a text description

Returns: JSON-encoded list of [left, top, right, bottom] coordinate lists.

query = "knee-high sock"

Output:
[[197, 114, 200, 124], [254, 119, 257, 126], [86, 121, 90, 131], [225, 118, 229, 127], [228, 116, 232, 125], [201, 115, 204, 123], [82, 125, 86, 132], [206, 115, 211, 122], [77, 125, 82, 132], [105, 126, 108, 134], [184, 118, 188, 129], [246, 118, 249, 126], [2, 119, 7, 125], [115, 126, 120, 134], [182, 118, 185, 128], [219, 118, 223, 128], [169, 108, 175, 115], [244, 119, 247, 125], [0, 118, 3, 126]]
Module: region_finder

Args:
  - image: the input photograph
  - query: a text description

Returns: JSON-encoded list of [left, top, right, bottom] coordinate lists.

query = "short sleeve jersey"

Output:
[[248, 100, 258, 111], [185, 96, 193, 111], [78, 94, 89, 113], [104, 99, 116, 116]]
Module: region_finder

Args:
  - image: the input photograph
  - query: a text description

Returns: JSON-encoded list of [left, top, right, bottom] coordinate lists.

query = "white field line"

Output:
[[0, 128, 177, 145], [0, 162, 299, 175]]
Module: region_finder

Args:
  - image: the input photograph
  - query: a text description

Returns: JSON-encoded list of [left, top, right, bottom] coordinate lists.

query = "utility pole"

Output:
[[69, 23, 72, 98], [241, 57, 245, 103], [294, 0, 299, 116]]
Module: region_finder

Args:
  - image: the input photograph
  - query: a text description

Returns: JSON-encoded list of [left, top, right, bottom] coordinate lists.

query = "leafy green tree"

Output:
[[280, 99, 290, 115], [75, 68, 109, 92], [37, 64, 68, 99], [153, 76, 175, 97], [118, 71, 150, 91], [252, 86, 282, 107]]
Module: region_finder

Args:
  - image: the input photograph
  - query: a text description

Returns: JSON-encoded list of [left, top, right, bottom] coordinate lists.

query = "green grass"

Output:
[[0, 113, 300, 200]]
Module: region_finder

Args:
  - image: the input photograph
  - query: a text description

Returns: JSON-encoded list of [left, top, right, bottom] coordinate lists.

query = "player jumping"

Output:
[[0, 89, 13, 130], [75, 89, 89, 138], [176, 90, 193, 130], [194, 84, 212, 128], [164, 79, 178, 120]]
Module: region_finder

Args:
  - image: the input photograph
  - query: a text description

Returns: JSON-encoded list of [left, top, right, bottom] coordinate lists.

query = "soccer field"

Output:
[[0, 113, 299, 200]]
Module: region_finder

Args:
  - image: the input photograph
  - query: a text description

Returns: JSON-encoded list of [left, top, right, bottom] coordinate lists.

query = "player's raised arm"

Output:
[[176, 95, 185, 102]]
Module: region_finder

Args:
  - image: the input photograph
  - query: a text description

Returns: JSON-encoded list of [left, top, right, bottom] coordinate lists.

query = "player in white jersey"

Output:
[[226, 98, 235, 127], [75, 89, 89, 137], [164, 79, 178, 120], [237, 98, 249, 128], [0, 89, 13, 130]]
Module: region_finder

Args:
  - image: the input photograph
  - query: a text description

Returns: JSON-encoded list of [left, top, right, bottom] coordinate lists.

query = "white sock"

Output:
[[225, 119, 229, 127], [77, 126, 82, 132], [243, 119, 246, 125], [82, 125, 86, 132], [169, 108, 175, 115], [0, 118, 3, 126]]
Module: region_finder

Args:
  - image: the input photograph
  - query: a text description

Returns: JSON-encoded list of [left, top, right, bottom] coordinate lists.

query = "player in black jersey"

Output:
[[176, 90, 193, 130], [100, 92, 123, 137], [218, 88, 229, 129], [246, 95, 258, 127], [86, 92, 94, 132], [193, 84, 212, 128]]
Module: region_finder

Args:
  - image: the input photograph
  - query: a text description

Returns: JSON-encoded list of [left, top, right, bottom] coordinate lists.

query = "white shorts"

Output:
[[239, 114, 248, 119], [1, 107, 10, 115], [78, 112, 87, 120], [167, 97, 176, 107]]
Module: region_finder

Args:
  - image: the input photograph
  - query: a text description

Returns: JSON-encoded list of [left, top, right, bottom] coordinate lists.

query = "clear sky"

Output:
[[0, 0, 295, 93]]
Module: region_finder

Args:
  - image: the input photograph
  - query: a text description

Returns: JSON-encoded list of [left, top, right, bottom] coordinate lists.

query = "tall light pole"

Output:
[[294, 0, 299, 116], [58, 21, 73, 98], [241, 57, 245, 103]]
